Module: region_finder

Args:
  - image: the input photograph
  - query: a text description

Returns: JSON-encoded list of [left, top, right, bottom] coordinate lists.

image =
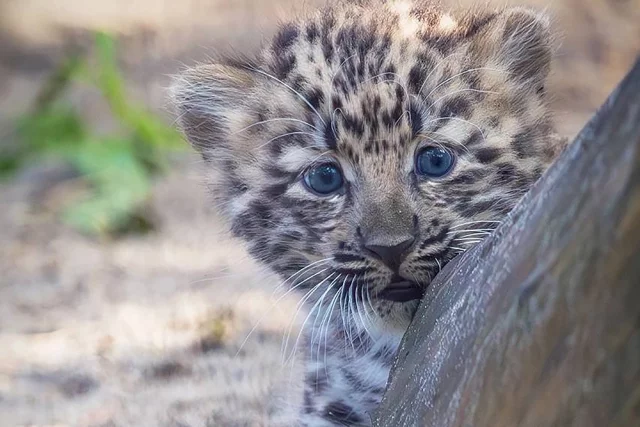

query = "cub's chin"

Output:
[[371, 297, 422, 334]]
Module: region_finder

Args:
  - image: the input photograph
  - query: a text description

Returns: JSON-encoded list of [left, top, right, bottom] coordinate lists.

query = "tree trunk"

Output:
[[373, 58, 640, 427]]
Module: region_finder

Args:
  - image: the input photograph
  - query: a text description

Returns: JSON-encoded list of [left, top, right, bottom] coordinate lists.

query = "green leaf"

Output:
[[16, 106, 86, 156], [64, 138, 151, 235]]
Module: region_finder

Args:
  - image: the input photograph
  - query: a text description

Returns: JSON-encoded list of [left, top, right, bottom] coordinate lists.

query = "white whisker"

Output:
[[424, 67, 508, 100], [247, 66, 327, 126], [321, 289, 342, 378], [417, 51, 465, 95], [232, 117, 319, 135], [280, 272, 335, 361], [287, 274, 340, 366], [447, 228, 496, 234], [235, 265, 331, 357], [257, 131, 316, 149], [450, 220, 502, 229]]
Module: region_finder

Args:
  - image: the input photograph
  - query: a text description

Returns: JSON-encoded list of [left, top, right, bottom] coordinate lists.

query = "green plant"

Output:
[[4, 32, 185, 235]]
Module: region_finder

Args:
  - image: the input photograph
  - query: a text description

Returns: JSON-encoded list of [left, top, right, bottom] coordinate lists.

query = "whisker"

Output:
[[330, 53, 358, 88], [247, 66, 327, 126], [235, 265, 331, 357], [355, 283, 373, 340], [426, 117, 488, 146], [287, 274, 340, 366], [456, 239, 483, 245], [361, 284, 376, 329], [447, 228, 496, 234], [417, 51, 465, 95], [257, 131, 316, 149], [419, 131, 471, 155], [450, 220, 502, 229], [279, 271, 334, 359], [426, 88, 499, 115], [424, 67, 508, 100], [347, 276, 361, 351], [339, 275, 351, 351], [310, 274, 340, 362], [232, 117, 319, 134], [270, 258, 333, 297], [321, 289, 342, 378], [452, 233, 491, 240]]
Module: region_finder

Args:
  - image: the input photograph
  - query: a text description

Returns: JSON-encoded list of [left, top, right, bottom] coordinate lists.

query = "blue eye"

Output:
[[415, 146, 455, 178], [304, 163, 344, 195]]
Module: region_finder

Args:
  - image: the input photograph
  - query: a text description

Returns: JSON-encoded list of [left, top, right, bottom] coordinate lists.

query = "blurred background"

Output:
[[0, 0, 639, 425]]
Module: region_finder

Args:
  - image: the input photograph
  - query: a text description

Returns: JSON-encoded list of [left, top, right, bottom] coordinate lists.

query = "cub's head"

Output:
[[171, 1, 565, 331]]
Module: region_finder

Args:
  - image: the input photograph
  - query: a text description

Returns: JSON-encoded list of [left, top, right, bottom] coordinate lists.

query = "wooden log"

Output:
[[373, 57, 640, 427]]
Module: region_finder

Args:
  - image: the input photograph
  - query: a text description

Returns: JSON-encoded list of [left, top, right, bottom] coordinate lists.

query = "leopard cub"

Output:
[[172, 0, 566, 425]]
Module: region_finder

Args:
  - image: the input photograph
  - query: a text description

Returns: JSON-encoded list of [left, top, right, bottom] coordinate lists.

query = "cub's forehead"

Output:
[[260, 3, 472, 150], [263, 1, 476, 86]]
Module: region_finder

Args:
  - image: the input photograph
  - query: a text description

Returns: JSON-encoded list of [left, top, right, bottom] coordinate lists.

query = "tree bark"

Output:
[[373, 57, 640, 427]]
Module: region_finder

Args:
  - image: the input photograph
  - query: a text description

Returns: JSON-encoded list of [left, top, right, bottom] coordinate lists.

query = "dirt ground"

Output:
[[1, 1, 639, 426]]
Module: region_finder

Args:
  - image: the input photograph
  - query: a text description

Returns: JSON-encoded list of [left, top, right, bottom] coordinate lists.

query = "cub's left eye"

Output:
[[415, 146, 455, 178], [304, 163, 344, 195]]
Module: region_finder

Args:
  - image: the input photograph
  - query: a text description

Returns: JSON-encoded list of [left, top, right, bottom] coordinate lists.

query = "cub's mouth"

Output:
[[377, 277, 424, 302]]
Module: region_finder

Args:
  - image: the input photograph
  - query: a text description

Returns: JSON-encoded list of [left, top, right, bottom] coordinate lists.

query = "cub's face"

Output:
[[172, 1, 565, 331]]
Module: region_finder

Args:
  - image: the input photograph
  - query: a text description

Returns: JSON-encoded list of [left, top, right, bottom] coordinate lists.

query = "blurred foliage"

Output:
[[2, 32, 185, 236]]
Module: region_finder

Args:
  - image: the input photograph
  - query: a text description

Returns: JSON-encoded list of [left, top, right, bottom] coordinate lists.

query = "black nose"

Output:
[[364, 236, 415, 271]]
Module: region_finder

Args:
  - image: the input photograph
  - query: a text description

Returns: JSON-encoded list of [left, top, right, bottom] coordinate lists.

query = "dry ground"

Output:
[[1, 1, 639, 426]]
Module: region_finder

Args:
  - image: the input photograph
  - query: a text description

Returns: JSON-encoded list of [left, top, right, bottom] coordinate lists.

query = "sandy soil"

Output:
[[1, 0, 639, 426]]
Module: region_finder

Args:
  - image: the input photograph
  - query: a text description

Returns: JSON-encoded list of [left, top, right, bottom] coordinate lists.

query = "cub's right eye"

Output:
[[303, 163, 344, 196]]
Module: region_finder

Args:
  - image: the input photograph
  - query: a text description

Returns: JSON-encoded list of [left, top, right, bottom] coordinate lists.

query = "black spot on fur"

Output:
[[512, 126, 539, 158], [272, 54, 296, 79], [464, 12, 498, 38], [381, 111, 394, 130], [449, 168, 489, 185], [228, 176, 249, 196], [335, 267, 370, 277], [464, 130, 484, 147], [305, 22, 319, 42], [304, 389, 315, 414], [494, 162, 519, 184], [331, 95, 342, 110], [409, 104, 423, 136], [458, 199, 500, 218], [323, 401, 362, 424], [264, 182, 289, 198], [422, 34, 458, 54], [273, 24, 299, 52], [419, 227, 450, 250], [439, 96, 471, 119], [305, 87, 325, 110], [307, 370, 329, 393], [231, 211, 254, 239], [408, 63, 427, 93], [265, 165, 292, 180], [250, 201, 272, 226], [342, 113, 365, 137], [391, 101, 404, 125], [324, 121, 337, 149], [474, 147, 503, 164]]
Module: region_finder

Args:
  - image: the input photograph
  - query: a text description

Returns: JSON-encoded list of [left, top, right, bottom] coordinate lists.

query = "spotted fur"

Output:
[[171, 1, 567, 424]]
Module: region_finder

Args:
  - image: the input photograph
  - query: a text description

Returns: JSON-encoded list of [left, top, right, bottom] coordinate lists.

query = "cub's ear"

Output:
[[170, 64, 261, 156], [474, 7, 553, 86]]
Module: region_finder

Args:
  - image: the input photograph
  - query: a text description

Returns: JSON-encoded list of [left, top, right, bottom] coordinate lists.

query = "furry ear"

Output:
[[170, 64, 261, 155], [474, 7, 552, 86], [500, 8, 552, 84]]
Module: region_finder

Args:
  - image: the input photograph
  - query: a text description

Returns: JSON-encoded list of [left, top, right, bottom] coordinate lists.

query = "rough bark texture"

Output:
[[373, 58, 640, 427]]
